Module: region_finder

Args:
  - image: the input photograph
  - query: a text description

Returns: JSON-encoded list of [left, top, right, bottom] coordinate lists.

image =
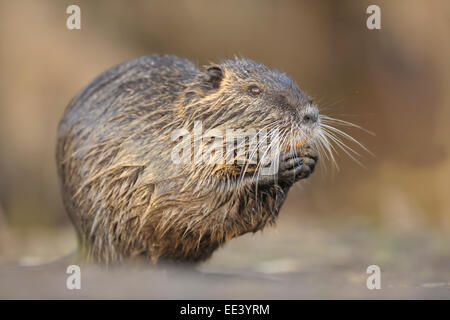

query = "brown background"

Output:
[[0, 0, 449, 298]]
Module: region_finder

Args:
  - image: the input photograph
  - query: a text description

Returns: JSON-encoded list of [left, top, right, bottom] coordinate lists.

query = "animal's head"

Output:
[[178, 57, 369, 174]]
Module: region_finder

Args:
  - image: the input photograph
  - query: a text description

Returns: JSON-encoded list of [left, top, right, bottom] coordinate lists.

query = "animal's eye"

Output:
[[248, 85, 262, 96]]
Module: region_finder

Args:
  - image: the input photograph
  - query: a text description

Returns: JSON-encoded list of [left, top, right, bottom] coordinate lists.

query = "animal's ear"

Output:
[[202, 65, 224, 89]]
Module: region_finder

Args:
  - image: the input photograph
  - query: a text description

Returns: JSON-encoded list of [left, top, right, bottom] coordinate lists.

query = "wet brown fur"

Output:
[[56, 55, 320, 265]]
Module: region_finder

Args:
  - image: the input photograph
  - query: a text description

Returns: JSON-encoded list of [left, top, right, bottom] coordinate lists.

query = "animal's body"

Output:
[[56, 54, 320, 265]]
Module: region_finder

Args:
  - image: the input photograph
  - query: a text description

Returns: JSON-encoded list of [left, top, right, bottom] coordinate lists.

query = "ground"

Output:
[[1, 213, 449, 299]]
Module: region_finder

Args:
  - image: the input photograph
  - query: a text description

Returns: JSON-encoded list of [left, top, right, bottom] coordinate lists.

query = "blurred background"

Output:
[[0, 0, 449, 298]]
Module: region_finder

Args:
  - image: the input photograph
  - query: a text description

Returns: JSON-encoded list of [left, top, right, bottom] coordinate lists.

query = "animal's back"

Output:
[[58, 54, 199, 134], [56, 55, 200, 262], [57, 54, 199, 179]]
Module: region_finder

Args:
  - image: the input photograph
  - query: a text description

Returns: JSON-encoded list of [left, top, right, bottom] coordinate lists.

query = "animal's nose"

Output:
[[302, 112, 317, 124]]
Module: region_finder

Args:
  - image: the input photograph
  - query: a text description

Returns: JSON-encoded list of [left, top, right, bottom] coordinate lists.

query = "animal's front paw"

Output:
[[255, 145, 318, 185], [278, 145, 318, 183]]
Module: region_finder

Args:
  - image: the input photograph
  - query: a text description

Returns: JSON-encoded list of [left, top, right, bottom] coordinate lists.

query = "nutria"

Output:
[[56, 54, 327, 265]]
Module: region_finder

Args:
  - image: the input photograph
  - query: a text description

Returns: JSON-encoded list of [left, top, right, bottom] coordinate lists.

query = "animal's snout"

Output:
[[302, 112, 318, 124]]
